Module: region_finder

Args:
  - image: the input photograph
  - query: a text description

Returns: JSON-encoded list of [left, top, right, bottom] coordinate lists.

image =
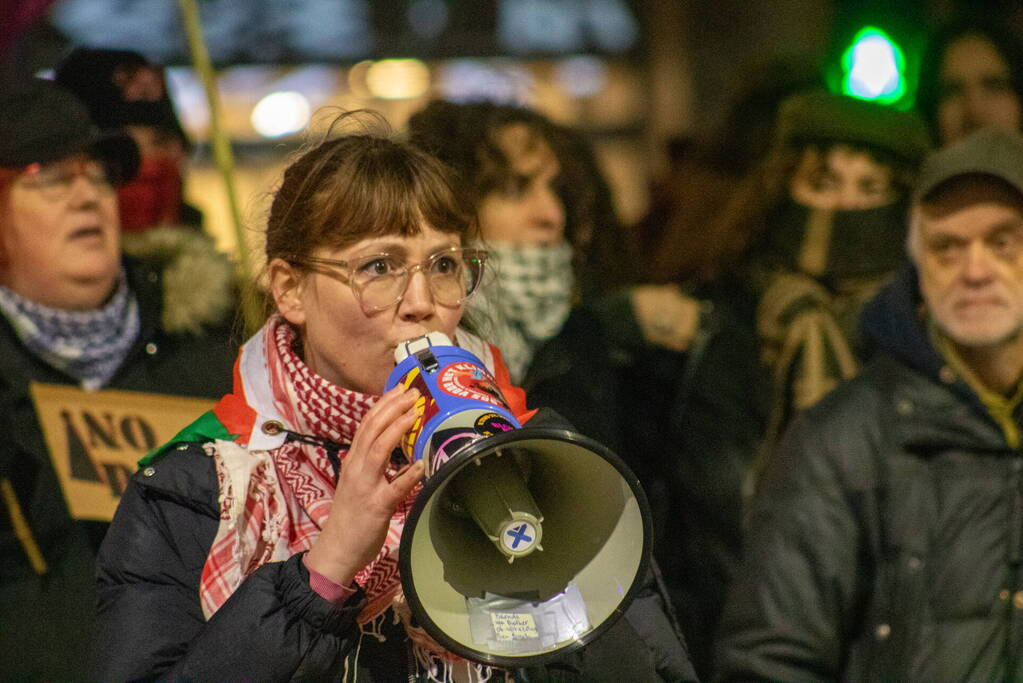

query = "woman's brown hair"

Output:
[[265, 113, 477, 263]]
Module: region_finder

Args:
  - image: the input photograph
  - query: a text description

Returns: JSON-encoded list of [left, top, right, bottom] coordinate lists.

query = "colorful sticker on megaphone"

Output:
[[428, 426, 479, 475], [396, 365, 439, 461], [474, 412, 515, 437], [425, 412, 517, 475], [437, 362, 509, 407]]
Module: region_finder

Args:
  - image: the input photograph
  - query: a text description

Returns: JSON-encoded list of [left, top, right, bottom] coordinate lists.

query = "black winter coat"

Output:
[[0, 253, 236, 681], [527, 289, 764, 678], [715, 267, 1023, 681], [92, 410, 699, 683]]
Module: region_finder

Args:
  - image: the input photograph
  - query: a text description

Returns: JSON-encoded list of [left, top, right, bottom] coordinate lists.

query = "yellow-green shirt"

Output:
[[932, 323, 1023, 449]]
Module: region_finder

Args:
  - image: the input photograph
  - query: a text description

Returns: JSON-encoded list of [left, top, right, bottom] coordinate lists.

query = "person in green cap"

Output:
[[715, 126, 1023, 682], [711, 90, 932, 473]]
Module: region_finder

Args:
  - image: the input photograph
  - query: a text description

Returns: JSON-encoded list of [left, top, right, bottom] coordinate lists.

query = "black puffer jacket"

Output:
[[92, 409, 698, 682], [0, 234, 237, 681], [540, 287, 764, 678], [715, 266, 1023, 682]]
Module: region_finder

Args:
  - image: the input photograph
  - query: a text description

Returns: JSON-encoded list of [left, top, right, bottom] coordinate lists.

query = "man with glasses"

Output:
[[0, 78, 237, 679]]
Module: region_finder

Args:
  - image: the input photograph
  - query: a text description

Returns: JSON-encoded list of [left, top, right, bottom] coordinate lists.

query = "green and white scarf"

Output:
[[470, 241, 574, 383]]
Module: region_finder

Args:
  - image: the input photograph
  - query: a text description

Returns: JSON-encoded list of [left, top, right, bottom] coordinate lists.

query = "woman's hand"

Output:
[[305, 384, 426, 587], [631, 284, 702, 352]]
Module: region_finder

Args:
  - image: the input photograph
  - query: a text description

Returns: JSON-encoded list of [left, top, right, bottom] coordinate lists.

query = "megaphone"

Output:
[[386, 332, 652, 667]]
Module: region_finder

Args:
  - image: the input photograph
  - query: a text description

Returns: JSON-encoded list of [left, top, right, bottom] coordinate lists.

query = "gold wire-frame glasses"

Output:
[[287, 246, 488, 311]]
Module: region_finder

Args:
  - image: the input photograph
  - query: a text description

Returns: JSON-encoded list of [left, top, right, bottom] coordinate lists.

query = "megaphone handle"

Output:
[[394, 332, 453, 364], [414, 347, 440, 373]]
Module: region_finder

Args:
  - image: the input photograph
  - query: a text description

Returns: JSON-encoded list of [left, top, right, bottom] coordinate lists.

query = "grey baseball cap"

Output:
[[915, 128, 1023, 201]]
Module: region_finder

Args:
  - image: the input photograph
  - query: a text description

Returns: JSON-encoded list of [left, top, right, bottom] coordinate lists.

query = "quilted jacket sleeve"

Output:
[[91, 445, 365, 680], [713, 389, 876, 682]]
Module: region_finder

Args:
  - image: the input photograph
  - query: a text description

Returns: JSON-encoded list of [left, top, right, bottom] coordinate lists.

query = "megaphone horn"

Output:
[[386, 333, 652, 667]]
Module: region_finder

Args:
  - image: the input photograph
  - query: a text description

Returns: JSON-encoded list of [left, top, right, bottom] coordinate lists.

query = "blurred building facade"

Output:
[[3, 0, 1018, 271]]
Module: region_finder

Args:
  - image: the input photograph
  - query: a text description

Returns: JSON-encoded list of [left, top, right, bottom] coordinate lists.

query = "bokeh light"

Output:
[[555, 56, 608, 98], [841, 26, 906, 105], [366, 59, 431, 100], [251, 91, 311, 137]]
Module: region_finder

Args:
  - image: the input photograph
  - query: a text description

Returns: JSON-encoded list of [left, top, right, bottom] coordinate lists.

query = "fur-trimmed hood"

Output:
[[121, 226, 237, 334]]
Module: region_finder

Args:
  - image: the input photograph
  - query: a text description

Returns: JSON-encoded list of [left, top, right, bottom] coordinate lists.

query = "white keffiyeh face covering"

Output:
[[469, 241, 574, 383]]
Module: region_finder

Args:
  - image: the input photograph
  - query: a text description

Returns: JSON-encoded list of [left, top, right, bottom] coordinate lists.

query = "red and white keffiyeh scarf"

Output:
[[199, 315, 527, 681]]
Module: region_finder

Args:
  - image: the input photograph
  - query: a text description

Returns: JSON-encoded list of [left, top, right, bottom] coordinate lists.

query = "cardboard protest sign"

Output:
[[29, 383, 213, 521]]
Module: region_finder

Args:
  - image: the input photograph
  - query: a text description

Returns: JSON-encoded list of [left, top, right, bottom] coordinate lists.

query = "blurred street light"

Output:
[[251, 91, 311, 137], [366, 59, 431, 100]]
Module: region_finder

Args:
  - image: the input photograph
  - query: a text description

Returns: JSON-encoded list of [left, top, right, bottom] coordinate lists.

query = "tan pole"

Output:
[[177, 0, 263, 334]]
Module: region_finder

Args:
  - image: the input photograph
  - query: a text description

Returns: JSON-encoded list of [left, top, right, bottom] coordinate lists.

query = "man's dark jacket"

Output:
[[0, 254, 236, 681], [715, 266, 1023, 681]]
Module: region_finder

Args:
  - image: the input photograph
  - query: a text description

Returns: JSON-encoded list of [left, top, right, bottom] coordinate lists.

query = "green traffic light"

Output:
[[841, 26, 906, 105]]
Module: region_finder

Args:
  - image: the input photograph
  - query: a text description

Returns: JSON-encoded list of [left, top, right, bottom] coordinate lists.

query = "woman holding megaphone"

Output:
[[92, 118, 695, 682]]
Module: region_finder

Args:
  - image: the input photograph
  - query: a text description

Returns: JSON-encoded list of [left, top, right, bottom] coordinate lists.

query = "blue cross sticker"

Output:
[[506, 524, 533, 549]]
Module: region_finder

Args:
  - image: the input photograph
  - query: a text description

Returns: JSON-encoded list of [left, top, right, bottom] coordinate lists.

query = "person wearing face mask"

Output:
[[715, 90, 932, 472], [407, 103, 609, 441], [714, 126, 1023, 683], [409, 101, 765, 678], [916, 17, 1023, 147], [0, 79, 236, 680], [54, 47, 200, 234], [91, 118, 696, 682]]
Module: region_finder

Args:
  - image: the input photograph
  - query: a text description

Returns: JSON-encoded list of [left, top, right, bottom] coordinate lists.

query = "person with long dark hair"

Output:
[[917, 17, 1023, 146]]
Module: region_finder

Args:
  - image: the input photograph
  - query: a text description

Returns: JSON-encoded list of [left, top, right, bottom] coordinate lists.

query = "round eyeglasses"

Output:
[[17, 157, 114, 201], [287, 246, 488, 312]]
